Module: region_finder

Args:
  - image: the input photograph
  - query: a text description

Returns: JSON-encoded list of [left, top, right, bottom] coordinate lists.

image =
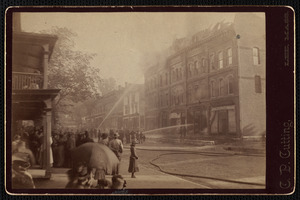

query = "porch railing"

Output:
[[12, 72, 43, 90]]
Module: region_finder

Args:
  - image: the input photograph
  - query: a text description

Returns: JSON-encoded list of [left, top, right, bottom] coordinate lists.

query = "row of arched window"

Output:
[[209, 48, 233, 71], [146, 71, 171, 91], [187, 58, 208, 78], [145, 48, 237, 92], [186, 48, 233, 78], [146, 75, 235, 109]]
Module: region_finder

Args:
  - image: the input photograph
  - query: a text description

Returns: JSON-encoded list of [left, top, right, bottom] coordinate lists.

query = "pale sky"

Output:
[[20, 12, 263, 86]]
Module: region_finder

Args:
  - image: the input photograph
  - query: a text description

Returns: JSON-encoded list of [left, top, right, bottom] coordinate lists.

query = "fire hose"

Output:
[[135, 148, 265, 187]]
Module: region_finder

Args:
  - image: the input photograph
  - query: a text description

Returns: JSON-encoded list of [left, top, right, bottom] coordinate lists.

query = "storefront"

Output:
[[190, 106, 208, 135], [210, 105, 237, 135]]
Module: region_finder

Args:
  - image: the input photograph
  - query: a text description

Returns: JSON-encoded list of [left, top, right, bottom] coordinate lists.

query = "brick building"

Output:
[[144, 13, 265, 138]]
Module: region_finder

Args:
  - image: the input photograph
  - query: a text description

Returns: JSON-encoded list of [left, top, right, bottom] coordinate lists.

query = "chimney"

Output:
[[13, 12, 21, 32], [125, 82, 128, 88]]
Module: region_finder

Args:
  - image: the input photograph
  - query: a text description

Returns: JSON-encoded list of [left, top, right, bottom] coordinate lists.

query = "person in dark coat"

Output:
[[97, 130, 102, 143], [76, 133, 84, 147], [65, 133, 76, 167], [130, 131, 137, 144], [81, 131, 94, 144], [128, 142, 139, 178], [56, 132, 67, 167], [108, 129, 115, 142], [98, 133, 109, 146], [51, 134, 59, 167]]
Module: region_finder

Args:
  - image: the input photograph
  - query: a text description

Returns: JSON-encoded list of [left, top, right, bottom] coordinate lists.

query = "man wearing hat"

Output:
[[12, 155, 35, 189], [108, 132, 124, 175], [108, 132, 124, 161]]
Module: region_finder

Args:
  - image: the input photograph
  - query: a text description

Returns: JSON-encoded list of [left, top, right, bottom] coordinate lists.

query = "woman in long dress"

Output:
[[128, 142, 139, 178]]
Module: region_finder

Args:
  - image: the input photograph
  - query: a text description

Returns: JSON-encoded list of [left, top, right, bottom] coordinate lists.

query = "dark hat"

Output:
[[101, 133, 108, 139], [13, 135, 21, 141], [114, 132, 119, 138], [84, 131, 89, 136]]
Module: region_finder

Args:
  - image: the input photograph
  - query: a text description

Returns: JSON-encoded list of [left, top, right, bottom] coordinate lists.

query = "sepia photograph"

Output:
[[7, 9, 269, 193]]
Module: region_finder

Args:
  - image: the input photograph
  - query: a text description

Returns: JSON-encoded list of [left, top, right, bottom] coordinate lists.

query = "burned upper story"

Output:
[[145, 13, 265, 111], [145, 21, 236, 83], [144, 21, 238, 104]]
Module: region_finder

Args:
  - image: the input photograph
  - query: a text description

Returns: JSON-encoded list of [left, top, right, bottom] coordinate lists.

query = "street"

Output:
[[33, 140, 265, 190]]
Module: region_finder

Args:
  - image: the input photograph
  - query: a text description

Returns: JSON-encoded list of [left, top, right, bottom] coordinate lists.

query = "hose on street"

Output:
[[134, 148, 265, 187]]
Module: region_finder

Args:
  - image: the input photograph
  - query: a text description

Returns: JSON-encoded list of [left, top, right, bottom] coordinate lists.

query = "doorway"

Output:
[[218, 110, 228, 134]]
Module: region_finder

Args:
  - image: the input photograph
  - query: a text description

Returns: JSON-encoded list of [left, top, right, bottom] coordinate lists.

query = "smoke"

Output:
[[139, 13, 237, 74]]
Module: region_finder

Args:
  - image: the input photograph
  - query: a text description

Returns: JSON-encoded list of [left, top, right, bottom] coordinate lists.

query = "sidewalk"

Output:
[[33, 147, 210, 189], [31, 139, 265, 189], [146, 136, 266, 155]]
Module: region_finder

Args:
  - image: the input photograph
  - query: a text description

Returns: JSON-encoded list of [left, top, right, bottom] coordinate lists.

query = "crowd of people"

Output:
[[65, 128, 142, 189], [51, 128, 145, 168], [12, 125, 144, 189], [12, 126, 43, 167], [98, 129, 146, 145]]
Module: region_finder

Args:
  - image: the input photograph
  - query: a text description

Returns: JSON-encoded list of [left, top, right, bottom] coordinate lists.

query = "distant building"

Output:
[[85, 87, 124, 132], [57, 113, 77, 130], [123, 83, 145, 131], [84, 83, 145, 133], [144, 13, 265, 139]]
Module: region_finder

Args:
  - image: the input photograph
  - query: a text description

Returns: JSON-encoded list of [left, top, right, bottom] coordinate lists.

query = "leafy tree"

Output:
[[43, 27, 101, 104], [42, 27, 120, 129], [41, 27, 102, 128]]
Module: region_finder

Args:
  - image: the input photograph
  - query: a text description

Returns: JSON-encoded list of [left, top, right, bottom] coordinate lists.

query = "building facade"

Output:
[[85, 88, 124, 132], [123, 83, 145, 131], [144, 13, 265, 139], [84, 83, 145, 132]]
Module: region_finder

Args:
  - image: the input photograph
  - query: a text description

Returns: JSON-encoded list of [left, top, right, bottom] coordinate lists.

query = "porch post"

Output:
[[45, 109, 52, 178], [42, 113, 47, 169], [44, 99, 52, 178], [42, 44, 49, 89]]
